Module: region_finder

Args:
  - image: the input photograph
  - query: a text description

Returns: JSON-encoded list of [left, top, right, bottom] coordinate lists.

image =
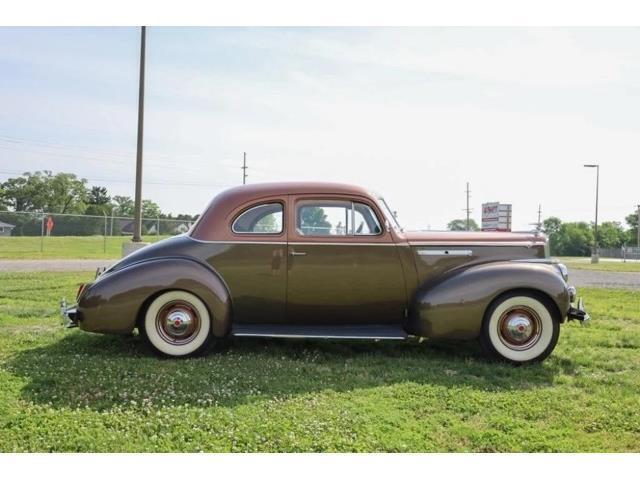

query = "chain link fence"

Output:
[[0, 210, 195, 257], [598, 247, 640, 261]]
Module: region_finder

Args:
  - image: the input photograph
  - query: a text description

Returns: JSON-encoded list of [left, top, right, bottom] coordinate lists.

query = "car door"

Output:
[[286, 195, 407, 325], [208, 199, 288, 324]]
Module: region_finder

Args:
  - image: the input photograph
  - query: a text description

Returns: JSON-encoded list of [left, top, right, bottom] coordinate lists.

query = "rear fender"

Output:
[[406, 262, 570, 339], [77, 257, 232, 336]]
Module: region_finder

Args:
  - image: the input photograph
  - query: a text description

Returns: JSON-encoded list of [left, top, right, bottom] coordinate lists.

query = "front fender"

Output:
[[77, 257, 232, 336], [406, 261, 570, 340]]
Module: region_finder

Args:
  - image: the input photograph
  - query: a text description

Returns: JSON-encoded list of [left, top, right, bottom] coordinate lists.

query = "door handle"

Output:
[[289, 250, 307, 256]]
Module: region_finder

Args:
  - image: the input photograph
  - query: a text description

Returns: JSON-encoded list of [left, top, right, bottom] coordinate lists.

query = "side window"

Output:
[[297, 200, 382, 236], [354, 202, 382, 235], [232, 203, 283, 234]]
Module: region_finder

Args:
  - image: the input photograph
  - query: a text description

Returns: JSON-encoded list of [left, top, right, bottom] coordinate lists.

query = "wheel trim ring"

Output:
[[155, 300, 201, 346], [497, 305, 542, 351]]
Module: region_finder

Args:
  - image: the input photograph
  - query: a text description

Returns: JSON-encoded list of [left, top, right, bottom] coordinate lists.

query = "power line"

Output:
[[0, 169, 234, 188]]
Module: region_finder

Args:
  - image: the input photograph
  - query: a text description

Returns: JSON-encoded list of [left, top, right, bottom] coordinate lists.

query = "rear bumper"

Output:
[[60, 298, 79, 328]]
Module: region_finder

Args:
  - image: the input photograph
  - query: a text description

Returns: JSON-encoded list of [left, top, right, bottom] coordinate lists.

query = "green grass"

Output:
[[0, 235, 170, 259], [558, 256, 640, 273], [0, 272, 639, 452]]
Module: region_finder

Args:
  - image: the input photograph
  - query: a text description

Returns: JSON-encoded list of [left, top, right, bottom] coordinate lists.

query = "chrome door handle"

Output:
[[289, 251, 307, 256]]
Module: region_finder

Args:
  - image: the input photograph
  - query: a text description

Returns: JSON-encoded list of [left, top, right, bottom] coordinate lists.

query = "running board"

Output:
[[231, 324, 408, 340]]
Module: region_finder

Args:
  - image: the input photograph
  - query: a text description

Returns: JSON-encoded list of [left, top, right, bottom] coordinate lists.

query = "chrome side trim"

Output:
[[189, 238, 288, 245], [409, 242, 539, 247], [232, 332, 407, 340], [417, 249, 473, 257], [288, 242, 395, 247]]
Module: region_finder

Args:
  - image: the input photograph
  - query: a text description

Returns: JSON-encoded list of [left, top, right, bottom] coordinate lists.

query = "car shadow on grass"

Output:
[[6, 331, 577, 412]]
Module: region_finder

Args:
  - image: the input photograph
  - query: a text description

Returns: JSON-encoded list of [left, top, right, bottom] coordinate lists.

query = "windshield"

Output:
[[377, 196, 403, 233]]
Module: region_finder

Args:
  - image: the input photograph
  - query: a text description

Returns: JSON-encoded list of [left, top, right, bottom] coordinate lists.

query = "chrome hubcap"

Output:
[[498, 306, 541, 350], [156, 301, 200, 345]]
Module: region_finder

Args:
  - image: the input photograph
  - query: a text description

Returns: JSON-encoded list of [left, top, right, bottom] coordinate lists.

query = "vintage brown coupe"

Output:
[[63, 182, 589, 363]]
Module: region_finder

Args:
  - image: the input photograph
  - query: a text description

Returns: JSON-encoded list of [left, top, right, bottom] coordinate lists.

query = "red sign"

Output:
[[46, 216, 54, 235]]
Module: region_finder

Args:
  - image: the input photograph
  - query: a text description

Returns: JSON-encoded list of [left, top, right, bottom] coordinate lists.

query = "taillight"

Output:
[[76, 283, 87, 301]]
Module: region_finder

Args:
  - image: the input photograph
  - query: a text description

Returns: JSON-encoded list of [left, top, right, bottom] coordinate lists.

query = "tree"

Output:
[[0, 171, 87, 214], [112, 195, 134, 217], [447, 218, 479, 231], [142, 199, 161, 219], [543, 217, 563, 254], [598, 221, 626, 248], [300, 206, 331, 233], [85, 186, 112, 216], [625, 210, 639, 246], [556, 222, 594, 256]]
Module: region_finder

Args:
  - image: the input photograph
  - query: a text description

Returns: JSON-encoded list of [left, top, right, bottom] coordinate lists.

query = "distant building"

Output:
[[0, 220, 15, 237]]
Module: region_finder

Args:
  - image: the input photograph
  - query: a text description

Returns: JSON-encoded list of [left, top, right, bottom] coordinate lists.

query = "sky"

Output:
[[0, 27, 639, 230]]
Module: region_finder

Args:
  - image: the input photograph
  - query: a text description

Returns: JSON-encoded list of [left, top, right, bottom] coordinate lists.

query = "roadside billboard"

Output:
[[482, 202, 512, 231]]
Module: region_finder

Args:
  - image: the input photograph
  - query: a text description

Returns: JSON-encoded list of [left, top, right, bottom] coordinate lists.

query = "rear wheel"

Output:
[[140, 290, 213, 357], [479, 292, 560, 364]]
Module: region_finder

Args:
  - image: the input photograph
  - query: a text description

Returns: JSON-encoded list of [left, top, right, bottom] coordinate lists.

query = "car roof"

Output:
[[189, 181, 377, 240]]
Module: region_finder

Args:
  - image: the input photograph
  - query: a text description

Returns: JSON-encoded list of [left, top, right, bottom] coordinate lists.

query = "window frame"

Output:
[[231, 201, 285, 235], [295, 199, 384, 238]]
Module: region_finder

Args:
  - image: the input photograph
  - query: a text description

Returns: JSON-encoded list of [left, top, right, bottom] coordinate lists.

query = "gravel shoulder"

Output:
[[570, 269, 640, 290], [0, 259, 116, 272]]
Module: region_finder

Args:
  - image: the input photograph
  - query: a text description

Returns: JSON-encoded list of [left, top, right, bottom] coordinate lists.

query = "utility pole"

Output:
[[583, 164, 600, 263], [464, 182, 472, 231], [637, 204, 640, 250], [132, 26, 146, 243], [242, 152, 248, 185], [536, 204, 542, 231]]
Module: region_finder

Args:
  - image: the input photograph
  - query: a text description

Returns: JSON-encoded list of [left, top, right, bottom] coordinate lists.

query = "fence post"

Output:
[[104, 213, 107, 254], [40, 214, 44, 252], [157, 216, 160, 240]]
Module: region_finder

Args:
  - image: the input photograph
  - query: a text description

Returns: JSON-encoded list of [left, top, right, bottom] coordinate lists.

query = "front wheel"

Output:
[[140, 290, 213, 357], [479, 291, 560, 364]]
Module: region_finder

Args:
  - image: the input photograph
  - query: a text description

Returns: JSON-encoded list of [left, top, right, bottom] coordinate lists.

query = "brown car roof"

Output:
[[190, 182, 376, 241]]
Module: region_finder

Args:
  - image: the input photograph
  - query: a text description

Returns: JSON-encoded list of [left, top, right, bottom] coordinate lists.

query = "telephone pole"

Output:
[[132, 26, 146, 243], [464, 182, 472, 231], [636, 204, 640, 249], [242, 152, 248, 185], [536, 204, 542, 231]]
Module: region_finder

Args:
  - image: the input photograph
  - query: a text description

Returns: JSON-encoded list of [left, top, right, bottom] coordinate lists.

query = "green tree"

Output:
[[85, 186, 112, 216], [557, 222, 594, 256], [142, 199, 161, 219], [625, 210, 639, 246], [447, 218, 479, 231], [598, 221, 626, 248], [300, 206, 331, 233], [112, 195, 134, 217], [0, 171, 87, 214], [543, 217, 563, 254]]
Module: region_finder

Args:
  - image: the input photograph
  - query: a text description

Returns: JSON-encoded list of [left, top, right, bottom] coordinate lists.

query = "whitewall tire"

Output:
[[480, 292, 560, 364], [141, 290, 213, 357]]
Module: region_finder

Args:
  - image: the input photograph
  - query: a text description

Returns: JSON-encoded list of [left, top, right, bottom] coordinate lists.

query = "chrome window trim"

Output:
[[231, 202, 284, 235], [295, 199, 384, 238]]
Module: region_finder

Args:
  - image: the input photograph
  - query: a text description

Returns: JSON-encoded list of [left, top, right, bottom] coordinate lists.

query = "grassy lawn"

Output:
[[0, 235, 170, 259], [558, 256, 640, 273], [0, 271, 639, 452]]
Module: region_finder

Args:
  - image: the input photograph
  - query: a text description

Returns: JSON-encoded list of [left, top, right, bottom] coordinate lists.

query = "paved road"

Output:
[[0, 259, 116, 272], [0, 259, 638, 290], [570, 269, 640, 290]]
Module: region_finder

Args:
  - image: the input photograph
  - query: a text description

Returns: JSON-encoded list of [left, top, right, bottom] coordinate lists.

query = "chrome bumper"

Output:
[[60, 298, 78, 328], [567, 297, 590, 326]]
